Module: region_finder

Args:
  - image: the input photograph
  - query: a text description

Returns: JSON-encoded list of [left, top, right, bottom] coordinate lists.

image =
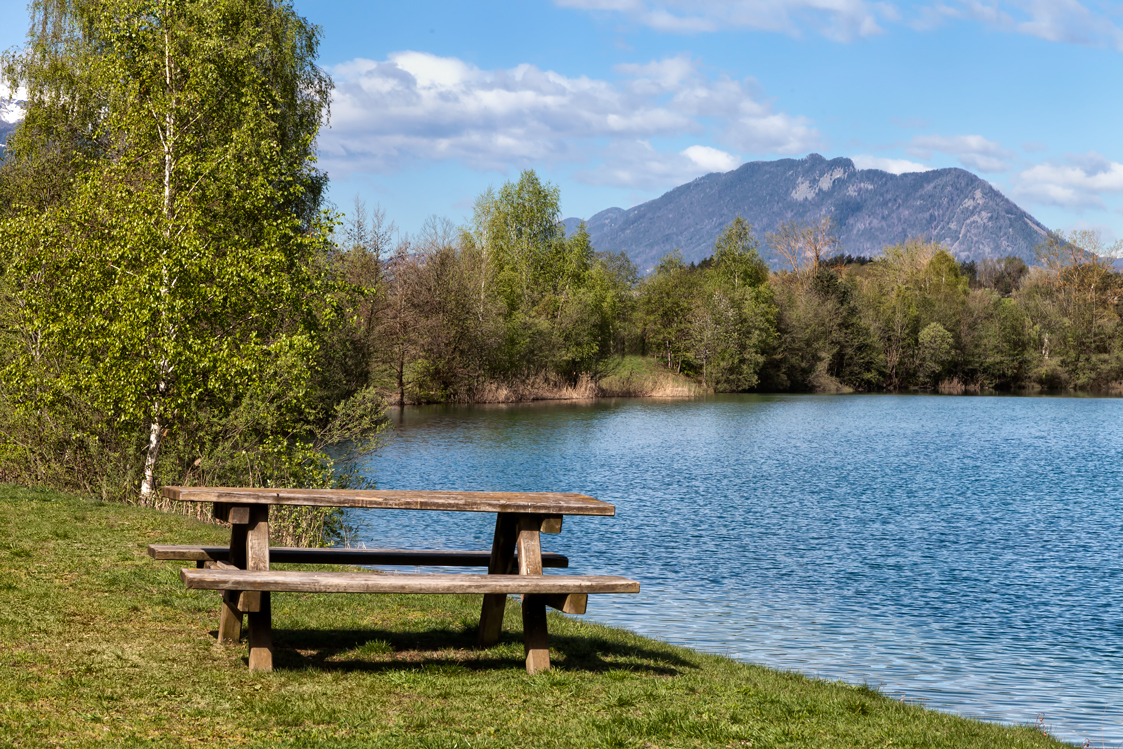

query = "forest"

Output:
[[333, 169, 1123, 404], [0, 0, 1120, 515]]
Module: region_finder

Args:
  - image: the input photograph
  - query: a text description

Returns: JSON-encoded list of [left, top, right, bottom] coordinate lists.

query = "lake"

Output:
[[349, 394, 1123, 746]]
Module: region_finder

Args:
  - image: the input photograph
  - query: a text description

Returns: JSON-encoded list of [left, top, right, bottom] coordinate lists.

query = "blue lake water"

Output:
[[349, 394, 1123, 746]]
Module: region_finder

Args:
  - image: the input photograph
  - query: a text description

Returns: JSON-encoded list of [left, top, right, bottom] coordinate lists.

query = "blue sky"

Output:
[[2, 0, 1122, 243]]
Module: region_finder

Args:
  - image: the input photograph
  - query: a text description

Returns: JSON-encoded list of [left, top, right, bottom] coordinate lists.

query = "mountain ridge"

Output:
[[564, 154, 1050, 272]]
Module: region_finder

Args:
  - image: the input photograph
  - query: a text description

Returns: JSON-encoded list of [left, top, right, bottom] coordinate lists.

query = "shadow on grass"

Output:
[[245, 626, 697, 676]]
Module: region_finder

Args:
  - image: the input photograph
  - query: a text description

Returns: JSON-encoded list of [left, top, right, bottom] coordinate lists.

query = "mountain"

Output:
[[0, 97, 26, 155], [563, 154, 1050, 273]]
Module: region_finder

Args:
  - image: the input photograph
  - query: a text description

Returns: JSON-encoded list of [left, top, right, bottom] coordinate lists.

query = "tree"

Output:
[[711, 216, 769, 290], [469, 170, 570, 314], [917, 322, 954, 386], [696, 218, 775, 391], [1028, 229, 1123, 386], [638, 251, 697, 373], [977, 256, 1028, 297], [0, 0, 336, 497], [766, 216, 840, 275]]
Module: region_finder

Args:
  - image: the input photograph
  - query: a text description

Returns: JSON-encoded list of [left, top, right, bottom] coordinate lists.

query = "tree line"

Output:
[[329, 171, 1123, 404]]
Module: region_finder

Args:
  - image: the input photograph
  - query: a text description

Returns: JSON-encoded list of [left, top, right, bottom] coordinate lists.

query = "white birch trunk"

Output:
[[140, 9, 176, 499]]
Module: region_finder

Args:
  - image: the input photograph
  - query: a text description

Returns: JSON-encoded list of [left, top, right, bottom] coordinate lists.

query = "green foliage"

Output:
[[710, 216, 769, 290], [0, 0, 381, 512], [917, 322, 955, 386], [349, 199, 1123, 397]]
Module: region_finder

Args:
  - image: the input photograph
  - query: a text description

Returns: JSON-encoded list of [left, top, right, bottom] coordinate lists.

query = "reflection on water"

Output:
[[349, 394, 1123, 746]]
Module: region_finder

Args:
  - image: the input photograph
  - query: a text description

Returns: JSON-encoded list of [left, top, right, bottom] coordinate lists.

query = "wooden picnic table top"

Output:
[[161, 486, 615, 517]]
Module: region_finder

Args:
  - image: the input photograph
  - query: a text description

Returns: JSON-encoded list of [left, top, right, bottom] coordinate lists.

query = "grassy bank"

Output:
[[383, 356, 707, 405], [0, 485, 1067, 748]]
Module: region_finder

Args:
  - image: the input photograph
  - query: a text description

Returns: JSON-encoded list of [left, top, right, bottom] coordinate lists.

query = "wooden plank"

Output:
[[147, 544, 570, 568], [516, 517, 543, 576], [245, 504, 273, 672], [543, 593, 587, 615], [539, 515, 563, 534], [218, 591, 242, 643], [246, 506, 270, 571], [247, 592, 273, 673], [223, 518, 250, 641], [162, 486, 615, 517], [522, 594, 550, 674], [217, 522, 249, 643], [478, 514, 518, 648], [239, 505, 269, 614], [227, 506, 251, 525], [236, 590, 261, 613], [181, 569, 641, 595]]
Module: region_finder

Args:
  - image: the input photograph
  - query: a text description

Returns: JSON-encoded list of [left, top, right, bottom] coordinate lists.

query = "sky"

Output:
[[1, 0, 1122, 243]]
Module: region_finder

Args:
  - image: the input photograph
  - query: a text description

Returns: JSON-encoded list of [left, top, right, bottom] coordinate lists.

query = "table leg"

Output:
[[245, 505, 273, 672], [247, 592, 272, 673], [516, 516, 550, 672], [522, 594, 550, 674], [477, 513, 517, 647], [516, 516, 543, 576], [218, 521, 248, 643]]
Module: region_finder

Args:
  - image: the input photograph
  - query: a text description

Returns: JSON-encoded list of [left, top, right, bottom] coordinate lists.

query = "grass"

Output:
[[597, 356, 706, 398], [0, 484, 1068, 748]]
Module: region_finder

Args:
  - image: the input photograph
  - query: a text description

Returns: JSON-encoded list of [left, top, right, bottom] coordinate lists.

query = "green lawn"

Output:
[[0, 485, 1067, 748]]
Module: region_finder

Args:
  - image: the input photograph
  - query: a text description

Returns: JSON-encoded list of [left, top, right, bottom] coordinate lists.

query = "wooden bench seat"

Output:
[[179, 567, 640, 674], [148, 544, 569, 568], [181, 568, 637, 595]]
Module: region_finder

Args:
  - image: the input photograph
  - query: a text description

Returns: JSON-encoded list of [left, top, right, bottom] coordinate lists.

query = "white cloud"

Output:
[[682, 145, 741, 172], [1013, 152, 1123, 208], [575, 141, 738, 189], [851, 155, 933, 174], [560, 0, 1123, 49], [907, 134, 1015, 173], [555, 0, 891, 41], [916, 0, 1123, 49], [322, 52, 817, 185]]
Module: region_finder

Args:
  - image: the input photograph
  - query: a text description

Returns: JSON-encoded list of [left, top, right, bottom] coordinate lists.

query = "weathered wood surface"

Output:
[[243, 505, 271, 668], [181, 569, 640, 595], [225, 506, 251, 525], [247, 593, 272, 672], [522, 594, 550, 674], [162, 486, 614, 516], [516, 517, 544, 576], [217, 522, 250, 643], [542, 593, 588, 615], [148, 544, 570, 568], [218, 591, 242, 642], [478, 514, 519, 647]]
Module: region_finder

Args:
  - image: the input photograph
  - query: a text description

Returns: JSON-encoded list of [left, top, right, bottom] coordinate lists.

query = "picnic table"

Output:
[[152, 486, 639, 674]]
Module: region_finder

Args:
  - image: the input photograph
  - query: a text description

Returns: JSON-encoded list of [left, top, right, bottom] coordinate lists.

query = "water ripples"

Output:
[[350, 394, 1123, 746]]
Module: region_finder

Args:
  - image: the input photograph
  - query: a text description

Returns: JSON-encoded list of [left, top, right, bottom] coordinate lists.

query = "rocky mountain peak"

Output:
[[564, 154, 1049, 273]]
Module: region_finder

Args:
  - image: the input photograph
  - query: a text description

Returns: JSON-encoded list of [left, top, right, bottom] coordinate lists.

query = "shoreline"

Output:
[[0, 484, 1070, 748]]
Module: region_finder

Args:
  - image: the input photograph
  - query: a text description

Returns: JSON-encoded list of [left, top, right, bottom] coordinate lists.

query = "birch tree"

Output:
[[0, 0, 333, 497]]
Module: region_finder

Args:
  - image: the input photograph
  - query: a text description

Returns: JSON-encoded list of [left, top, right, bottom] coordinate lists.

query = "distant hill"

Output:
[[563, 154, 1051, 273]]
